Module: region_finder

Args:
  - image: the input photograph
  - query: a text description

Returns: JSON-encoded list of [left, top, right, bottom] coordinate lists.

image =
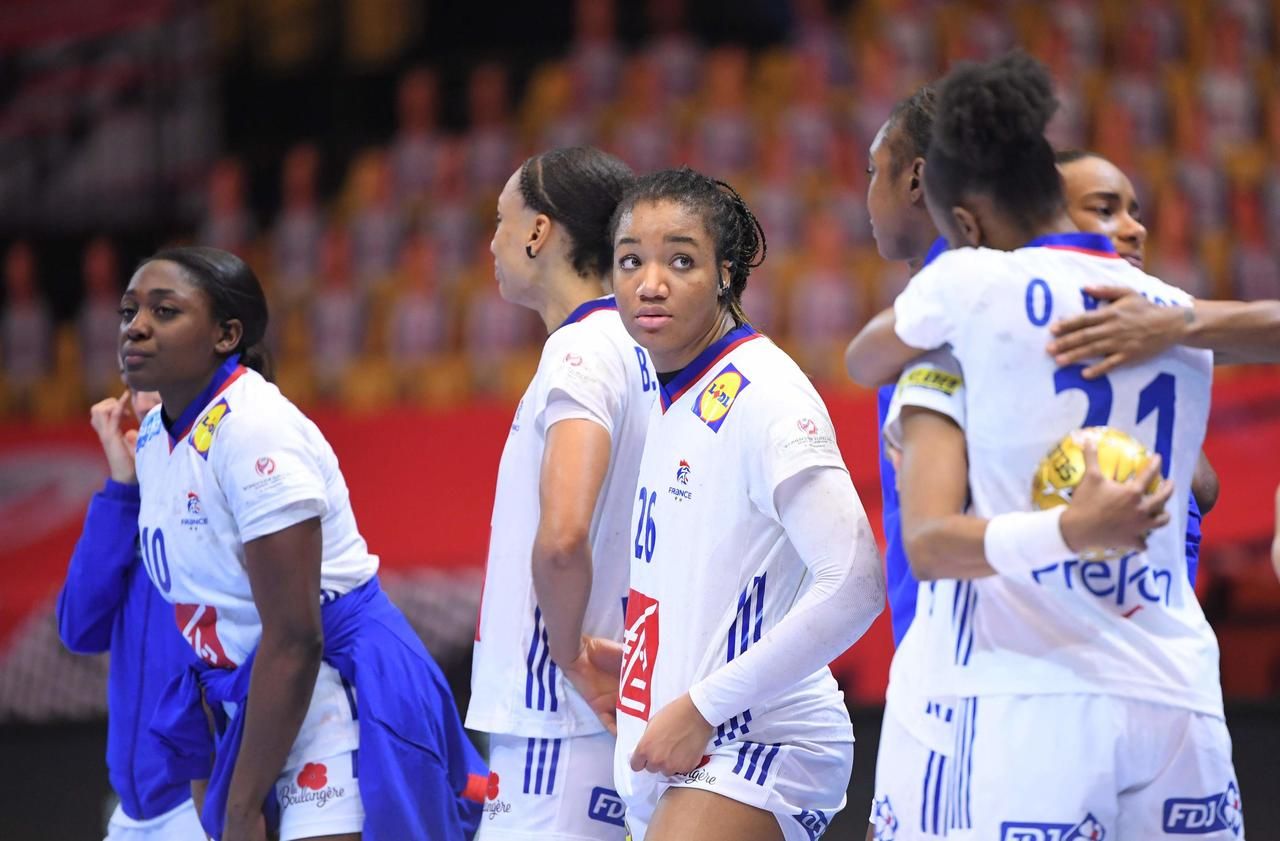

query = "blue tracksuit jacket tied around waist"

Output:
[[56, 479, 198, 821], [150, 574, 487, 840]]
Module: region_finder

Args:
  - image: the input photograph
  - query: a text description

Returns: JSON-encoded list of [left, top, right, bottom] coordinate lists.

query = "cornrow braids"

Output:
[[886, 84, 937, 177], [518, 146, 636, 278], [610, 167, 767, 327]]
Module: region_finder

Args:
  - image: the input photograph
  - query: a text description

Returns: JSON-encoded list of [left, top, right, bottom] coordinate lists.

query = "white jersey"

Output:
[[134, 360, 378, 669], [468, 297, 657, 738], [892, 232, 1222, 718], [616, 325, 854, 786], [881, 349, 969, 754]]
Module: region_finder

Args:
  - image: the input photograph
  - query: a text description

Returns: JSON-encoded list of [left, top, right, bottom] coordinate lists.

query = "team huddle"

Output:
[[59, 50, 1278, 841]]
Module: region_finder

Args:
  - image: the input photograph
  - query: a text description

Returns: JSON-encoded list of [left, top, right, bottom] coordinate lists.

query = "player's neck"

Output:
[[537, 274, 609, 333]]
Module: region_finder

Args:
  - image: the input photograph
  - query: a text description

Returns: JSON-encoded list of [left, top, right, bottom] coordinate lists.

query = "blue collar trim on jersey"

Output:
[[658, 323, 759, 412], [922, 236, 949, 267], [556, 295, 617, 332], [164, 354, 242, 448], [1024, 231, 1119, 257]]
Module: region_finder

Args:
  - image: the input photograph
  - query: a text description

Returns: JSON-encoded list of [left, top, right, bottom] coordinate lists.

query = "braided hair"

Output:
[[886, 84, 937, 177], [925, 51, 1064, 233], [519, 146, 635, 278], [609, 167, 767, 326]]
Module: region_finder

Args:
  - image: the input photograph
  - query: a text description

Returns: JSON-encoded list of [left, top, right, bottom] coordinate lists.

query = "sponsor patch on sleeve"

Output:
[[900, 366, 962, 396]]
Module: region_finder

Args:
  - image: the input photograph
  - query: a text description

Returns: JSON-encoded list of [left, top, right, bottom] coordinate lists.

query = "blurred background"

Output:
[[0, 0, 1278, 837]]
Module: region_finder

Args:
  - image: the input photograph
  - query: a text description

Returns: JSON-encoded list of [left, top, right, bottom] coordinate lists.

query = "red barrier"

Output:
[[4, 368, 1278, 701]]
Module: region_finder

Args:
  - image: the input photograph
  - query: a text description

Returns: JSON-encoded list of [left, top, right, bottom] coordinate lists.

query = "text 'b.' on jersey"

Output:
[[468, 297, 658, 739]]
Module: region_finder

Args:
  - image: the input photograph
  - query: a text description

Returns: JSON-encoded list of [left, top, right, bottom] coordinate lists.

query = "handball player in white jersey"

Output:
[[609, 167, 885, 841], [847, 53, 1242, 838], [123, 246, 483, 841], [467, 147, 655, 841]]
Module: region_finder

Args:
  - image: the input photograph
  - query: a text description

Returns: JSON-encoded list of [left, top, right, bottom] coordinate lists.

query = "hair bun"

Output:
[[933, 51, 1057, 172]]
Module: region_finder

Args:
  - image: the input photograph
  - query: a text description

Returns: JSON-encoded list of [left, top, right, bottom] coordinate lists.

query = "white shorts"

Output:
[[870, 699, 969, 840], [621, 738, 853, 841], [104, 799, 203, 841], [271, 662, 365, 839], [946, 694, 1243, 841], [477, 730, 626, 841]]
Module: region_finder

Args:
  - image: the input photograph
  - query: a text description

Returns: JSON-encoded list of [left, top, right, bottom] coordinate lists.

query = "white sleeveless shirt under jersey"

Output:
[[467, 297, 657, 739], [615, 325, 854, 787], [134, 359, 379, 669], [892, 233, 1223, 719]]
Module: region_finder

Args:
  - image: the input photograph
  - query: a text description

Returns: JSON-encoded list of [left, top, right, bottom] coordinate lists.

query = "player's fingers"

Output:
[[1080, 437, 1101, 476], [1048, 310, 1109, 339], [1145, 478, 1176, 513], [601, 711, 617, 737], [1082, 353, 1126, 380], [1133, 454, 1163, 492], [123, 429, 139, 454], [1150, 510, 1172, 530], [1082, 285, 1135, 301], [630, 747, 647, 773]]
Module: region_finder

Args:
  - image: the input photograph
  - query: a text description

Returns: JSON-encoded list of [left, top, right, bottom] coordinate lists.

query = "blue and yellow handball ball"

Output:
[[1032, 426, 1157, 560]]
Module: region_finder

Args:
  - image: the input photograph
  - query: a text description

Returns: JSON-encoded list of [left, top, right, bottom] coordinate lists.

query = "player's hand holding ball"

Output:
[[629, 693, 714, 777], [561, 635, 625, 735], [1036, 427, 1174, 558]]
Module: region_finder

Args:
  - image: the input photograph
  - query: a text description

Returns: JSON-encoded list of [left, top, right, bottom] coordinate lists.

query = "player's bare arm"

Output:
[[899, 407, 1176, 579], [225, 517, 324, 841], [533, 417, 619, 733], [845, 307, 930, 387], [1048, 287, 1280, 377], [1192, 452, 1220, 515]]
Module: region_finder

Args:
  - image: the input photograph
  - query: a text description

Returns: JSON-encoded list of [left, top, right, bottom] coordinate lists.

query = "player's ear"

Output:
[[950, 206, 982, 248], [908, 157, 926, 204], [214, 318, 244, 355], [526, 213, 552, 258]]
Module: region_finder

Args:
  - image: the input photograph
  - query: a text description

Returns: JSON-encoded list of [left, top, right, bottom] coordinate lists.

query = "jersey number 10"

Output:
[[140, 526, 172, 593]]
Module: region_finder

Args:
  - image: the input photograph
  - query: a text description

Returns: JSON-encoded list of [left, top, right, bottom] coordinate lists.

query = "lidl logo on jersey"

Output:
[[618, 589, 659, 720], [694, 365, 750, 432], [587, 787, 626, 827], [189, 398, 231, 459], [1000, 813, 1106, 841], [1163, 782, 1243, 836], [793, 808, 831, 841], [900, 366, 962, 396]]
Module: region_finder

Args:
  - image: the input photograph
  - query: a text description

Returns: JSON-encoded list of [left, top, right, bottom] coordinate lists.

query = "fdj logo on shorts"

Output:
[[1164, 782, 1243, 836], [793, 808, 831, 840], [694, 365, 750, 432], [588, 787, 626, 827], [1001, 813, 1105, 841]]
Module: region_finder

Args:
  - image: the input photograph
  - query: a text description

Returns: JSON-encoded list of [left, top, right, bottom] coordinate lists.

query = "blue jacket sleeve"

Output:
[[56, 480, 143, 653]]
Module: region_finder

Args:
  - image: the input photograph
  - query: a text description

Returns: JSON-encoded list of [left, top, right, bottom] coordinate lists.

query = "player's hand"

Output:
[[1060, 438, 1175, 555], [89, 390, 139, 484], [1046, 286, 1187, 379], [629, 693, 713, 777], [560, 636, 624, 735]]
